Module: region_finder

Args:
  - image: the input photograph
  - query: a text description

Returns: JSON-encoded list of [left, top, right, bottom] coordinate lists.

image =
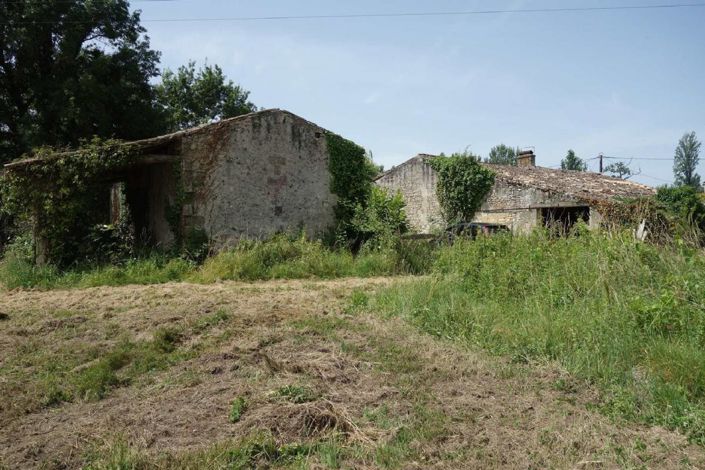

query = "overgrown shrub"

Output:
[[351, 186, 409, 247], [325, 132, 379, 245], [596, 187, 705, 247], [427, 153, 495, 225], [0, 138, 138, 266], [655, 185, 705, 231]]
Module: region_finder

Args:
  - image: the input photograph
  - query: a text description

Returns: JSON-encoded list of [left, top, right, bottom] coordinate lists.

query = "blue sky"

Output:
[[135, 0, 705, 186]]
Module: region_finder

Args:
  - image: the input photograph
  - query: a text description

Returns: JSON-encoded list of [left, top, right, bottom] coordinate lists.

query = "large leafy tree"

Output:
[[673, 132, 702, 190], [155, 61, 257, 132], [0, 0, 163, 164], [486, 144, 517, 165], [561, 149, 587, 172]]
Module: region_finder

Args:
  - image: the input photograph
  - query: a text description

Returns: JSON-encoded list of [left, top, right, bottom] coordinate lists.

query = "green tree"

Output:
[[561, 150, 587, 172], [0, 0, 163, 164], [155, 61, 257, 132], [486, 144, 517, 165], [604, 162, 634, 179], [673, 132, 702, 190]]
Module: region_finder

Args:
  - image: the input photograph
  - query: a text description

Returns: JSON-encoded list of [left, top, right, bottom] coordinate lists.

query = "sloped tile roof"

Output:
[[484, 162, 655, 201]]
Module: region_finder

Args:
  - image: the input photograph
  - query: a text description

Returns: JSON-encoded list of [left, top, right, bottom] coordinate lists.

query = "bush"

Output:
[[656, 185, 705, 232], [351, 186, 409, 248]]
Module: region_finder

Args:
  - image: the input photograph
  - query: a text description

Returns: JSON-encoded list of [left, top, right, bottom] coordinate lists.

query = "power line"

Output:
[[3, 2, 705, 25], [639, 173, 673, 183], [602, 155, 675, 161]]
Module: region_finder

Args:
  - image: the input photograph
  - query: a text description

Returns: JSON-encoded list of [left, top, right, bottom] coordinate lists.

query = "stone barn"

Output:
[[4, 109, 356, 259], [375, 151, 656, 234]]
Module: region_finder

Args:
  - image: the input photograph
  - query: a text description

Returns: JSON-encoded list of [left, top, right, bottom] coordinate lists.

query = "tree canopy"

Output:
[[673, 132, 702, 190], [561, 150, 587, 172], [0, 0, 163, 164], [604, 162, 634, 179], [155, 61, 258, 132], [486, 144, 518, 166]]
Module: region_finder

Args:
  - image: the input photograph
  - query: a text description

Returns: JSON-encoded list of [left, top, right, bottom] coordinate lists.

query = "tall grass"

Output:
[[372, 229, 705, 443], [0, 235, 435, 289], [0, 252, 193, 290]]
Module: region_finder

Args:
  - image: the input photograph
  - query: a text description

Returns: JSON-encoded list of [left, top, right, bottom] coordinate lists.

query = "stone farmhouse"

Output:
[[375, 151, 656, 234], [4, 109, 352, 256]]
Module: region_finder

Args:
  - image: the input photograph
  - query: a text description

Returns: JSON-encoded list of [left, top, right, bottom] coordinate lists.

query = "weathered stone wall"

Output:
[[375, 156, 591, 234], [375, 156, 444, 233], [179, 111, 336, 248]]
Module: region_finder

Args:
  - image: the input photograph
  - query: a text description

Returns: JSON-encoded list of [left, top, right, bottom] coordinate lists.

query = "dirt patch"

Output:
[[1, 277, 704, 469]]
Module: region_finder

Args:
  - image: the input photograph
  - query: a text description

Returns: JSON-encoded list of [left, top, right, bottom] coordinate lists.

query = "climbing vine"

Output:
[[324, 132, 378, 242], [428, 154, 496, 225], [0, 138, 139, 264]]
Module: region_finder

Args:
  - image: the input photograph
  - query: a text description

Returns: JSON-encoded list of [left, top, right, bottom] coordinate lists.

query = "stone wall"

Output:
[[179, 111, 337, 248]]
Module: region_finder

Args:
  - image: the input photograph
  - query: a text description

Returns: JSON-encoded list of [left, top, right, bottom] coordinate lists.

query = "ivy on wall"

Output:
[[324, 132, 378, 242], [428, 154, 496, 225], [0, 138, 138, 264]]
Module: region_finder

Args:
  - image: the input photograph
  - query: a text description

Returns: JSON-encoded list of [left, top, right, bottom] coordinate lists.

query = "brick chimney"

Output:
[[517, 150, 535, 167]]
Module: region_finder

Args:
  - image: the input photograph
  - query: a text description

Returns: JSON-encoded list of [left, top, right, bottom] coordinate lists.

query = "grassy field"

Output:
[[3, 231, 705, 468]]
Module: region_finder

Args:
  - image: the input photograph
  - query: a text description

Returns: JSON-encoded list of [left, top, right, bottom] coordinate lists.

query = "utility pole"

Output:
[[599, 153, 604, 173]]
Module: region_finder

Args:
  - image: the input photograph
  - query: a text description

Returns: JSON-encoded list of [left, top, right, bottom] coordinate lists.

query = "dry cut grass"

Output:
[[1, 277, 704, 469]]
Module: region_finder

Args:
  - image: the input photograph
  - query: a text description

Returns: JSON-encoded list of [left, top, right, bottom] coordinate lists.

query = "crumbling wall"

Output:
[[179, 111, 336, 248]]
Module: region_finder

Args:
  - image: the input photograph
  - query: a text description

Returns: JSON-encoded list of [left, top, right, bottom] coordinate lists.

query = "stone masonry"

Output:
[[176, 110, 337, 248]]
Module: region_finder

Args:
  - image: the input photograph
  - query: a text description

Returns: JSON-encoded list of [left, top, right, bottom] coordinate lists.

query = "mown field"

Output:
[[2, 232, 705, 468]]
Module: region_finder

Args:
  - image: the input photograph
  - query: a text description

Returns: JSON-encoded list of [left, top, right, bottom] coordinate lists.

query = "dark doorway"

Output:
[[541, 206, 589, 235]]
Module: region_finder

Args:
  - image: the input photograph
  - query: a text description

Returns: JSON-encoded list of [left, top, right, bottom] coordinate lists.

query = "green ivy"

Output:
[[324, 132, 378, 242], [0, 138, 139, 265], [428, 154, 496, 225]]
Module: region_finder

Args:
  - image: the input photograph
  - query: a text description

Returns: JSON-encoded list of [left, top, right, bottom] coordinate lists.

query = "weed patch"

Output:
[[229, 397, 248, 423]]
